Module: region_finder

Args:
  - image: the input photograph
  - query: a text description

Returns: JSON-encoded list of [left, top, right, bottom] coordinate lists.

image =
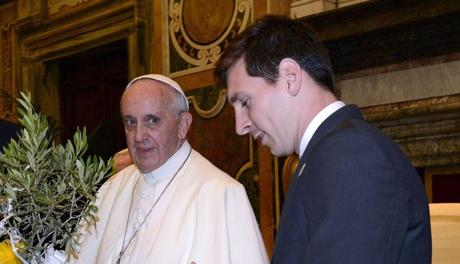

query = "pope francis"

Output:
[[70, 74, 269, 264]]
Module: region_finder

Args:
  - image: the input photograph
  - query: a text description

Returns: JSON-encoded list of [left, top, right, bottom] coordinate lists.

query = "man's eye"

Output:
[[241, 99, 250, 108], [124, 119, 136, 129], [146, 117, 159, 126]]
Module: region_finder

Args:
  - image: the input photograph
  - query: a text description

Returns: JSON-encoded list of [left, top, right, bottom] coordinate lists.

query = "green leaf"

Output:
[[57, 181, 66, 194], [0, 92, 112, 260], [5, 183, 16, 200]]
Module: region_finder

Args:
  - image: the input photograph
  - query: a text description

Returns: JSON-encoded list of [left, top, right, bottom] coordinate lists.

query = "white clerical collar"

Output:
[[299, 101, 345, 157], [142, 141, 191, 184]]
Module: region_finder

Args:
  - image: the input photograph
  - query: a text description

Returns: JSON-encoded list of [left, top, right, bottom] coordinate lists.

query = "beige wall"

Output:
[[340, 59, 460, 107]]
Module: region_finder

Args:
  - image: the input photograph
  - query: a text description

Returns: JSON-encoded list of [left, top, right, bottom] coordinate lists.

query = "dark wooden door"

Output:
[[60, 39, 127, 159]]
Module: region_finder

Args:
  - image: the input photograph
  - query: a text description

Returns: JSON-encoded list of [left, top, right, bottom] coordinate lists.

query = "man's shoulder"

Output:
[[99, 164, 139, 191], [188, 150, 241, 187]]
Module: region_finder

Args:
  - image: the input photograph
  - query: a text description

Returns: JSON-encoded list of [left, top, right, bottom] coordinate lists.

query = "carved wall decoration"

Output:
[[48, 0, 93, 15], [17, 0, 41, 19], [1, 24, 16, 120], [168, 0, 252, 76], [14, 1, 149, 126], [187, 89, 226, 119], [362, 94, 460, 168], [186, 85, 255, 177]]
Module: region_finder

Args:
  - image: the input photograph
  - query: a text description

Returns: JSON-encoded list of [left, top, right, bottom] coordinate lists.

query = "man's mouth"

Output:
[[136, 147, 152, 154]]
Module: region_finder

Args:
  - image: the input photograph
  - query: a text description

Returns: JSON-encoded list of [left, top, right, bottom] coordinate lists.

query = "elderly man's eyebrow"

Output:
[[144, 114, 159, 121], [122, 115, 134, 121]]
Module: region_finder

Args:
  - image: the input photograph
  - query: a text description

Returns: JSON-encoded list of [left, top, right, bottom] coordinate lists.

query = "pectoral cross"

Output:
[[116, 253, 122, 264]]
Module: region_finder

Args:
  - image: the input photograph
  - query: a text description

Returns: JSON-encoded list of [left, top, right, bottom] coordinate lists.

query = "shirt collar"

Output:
[[142, 141, 191, 184], [299, 101, 345, 157]]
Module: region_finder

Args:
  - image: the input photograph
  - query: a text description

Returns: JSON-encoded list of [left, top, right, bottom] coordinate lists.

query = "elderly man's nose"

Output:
[[134, 125, 147, 141]]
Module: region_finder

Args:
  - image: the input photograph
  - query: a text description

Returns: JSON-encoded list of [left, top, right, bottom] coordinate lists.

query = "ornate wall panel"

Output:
[[362, 94, 460, 168], [13, 1, 149, 125], [167, 0, 252, 77], [47, 0, 94, 15], [0, 24, 17, 120], [17, 0, 41, 19]]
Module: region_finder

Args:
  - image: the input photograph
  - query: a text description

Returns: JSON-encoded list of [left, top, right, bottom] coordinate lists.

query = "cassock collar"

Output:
[[299, 101, 345, 157], [142, 141, 191, 184]]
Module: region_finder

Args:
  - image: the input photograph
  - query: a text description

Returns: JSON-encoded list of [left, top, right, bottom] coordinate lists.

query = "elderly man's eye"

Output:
[[146, 116, 159, 127], [123, 119, 136, 130]]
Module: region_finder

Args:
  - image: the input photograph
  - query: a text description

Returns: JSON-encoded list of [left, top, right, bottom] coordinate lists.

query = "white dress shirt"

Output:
[[299, 101, 346, 157]]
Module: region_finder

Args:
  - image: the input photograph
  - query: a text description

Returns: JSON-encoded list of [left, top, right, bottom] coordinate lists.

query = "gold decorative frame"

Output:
[[187, 89, 227, 119], [235, 136, 254, 181], [167, 0, 252, 77], [48, 0, 92, 14], [187, 86, 255, 181]]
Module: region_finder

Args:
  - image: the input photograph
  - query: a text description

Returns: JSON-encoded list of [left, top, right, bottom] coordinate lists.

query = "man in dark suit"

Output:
[[215, 15, 431, 263]]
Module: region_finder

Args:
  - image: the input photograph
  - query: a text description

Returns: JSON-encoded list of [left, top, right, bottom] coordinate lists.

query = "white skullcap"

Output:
[[126, 74, 189, 111]]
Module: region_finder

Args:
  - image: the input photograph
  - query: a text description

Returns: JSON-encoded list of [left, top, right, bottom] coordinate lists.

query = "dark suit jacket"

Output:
[[272, 105, 431, 264]]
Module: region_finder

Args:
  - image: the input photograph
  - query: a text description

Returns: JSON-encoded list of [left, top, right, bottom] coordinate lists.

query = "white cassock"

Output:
[[69, 141, 269, 264]]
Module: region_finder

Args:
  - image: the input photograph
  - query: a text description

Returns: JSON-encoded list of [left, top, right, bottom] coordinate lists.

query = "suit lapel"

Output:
[[286, 105, 363, 190], [301, 105, 362, 168]]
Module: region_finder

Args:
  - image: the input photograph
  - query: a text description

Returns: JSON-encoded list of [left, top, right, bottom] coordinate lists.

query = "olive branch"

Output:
[[0, 92, 112, 262]]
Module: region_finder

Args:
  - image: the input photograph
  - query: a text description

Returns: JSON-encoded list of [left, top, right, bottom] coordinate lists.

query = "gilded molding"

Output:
[[12, 1, 146, 124], [187, 89, 227, 119], [362, 94, 460, 122], [430, 215, 460, 222], [48, 0, 92, 14], [168, 0, 251, 75], [362, 94, 460, 167], [235, 135, 254, 181], [1, 25, 16, 119], [18, 2, 136, 61]]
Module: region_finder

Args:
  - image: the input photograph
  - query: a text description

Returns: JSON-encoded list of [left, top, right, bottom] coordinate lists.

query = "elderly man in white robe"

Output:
[[70, 74, 269, 264]]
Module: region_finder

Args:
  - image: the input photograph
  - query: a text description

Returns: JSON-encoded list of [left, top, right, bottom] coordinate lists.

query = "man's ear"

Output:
[[178, 112, 192, 140], [279, 58, 302, 96]]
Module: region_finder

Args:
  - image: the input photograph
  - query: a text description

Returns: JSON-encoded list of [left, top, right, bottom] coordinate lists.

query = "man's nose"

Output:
[[235, 110, 251, 136], [134, 124, 147, 142]]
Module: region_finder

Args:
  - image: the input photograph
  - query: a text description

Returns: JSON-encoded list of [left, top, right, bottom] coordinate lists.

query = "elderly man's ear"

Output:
[[178, 112, 192, 140]]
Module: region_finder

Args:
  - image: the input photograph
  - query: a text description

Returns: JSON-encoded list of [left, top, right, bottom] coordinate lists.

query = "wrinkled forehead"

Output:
[[124, 78, 174, 98], [121, 80, 175, 112], [125, 74, 188, 110]]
